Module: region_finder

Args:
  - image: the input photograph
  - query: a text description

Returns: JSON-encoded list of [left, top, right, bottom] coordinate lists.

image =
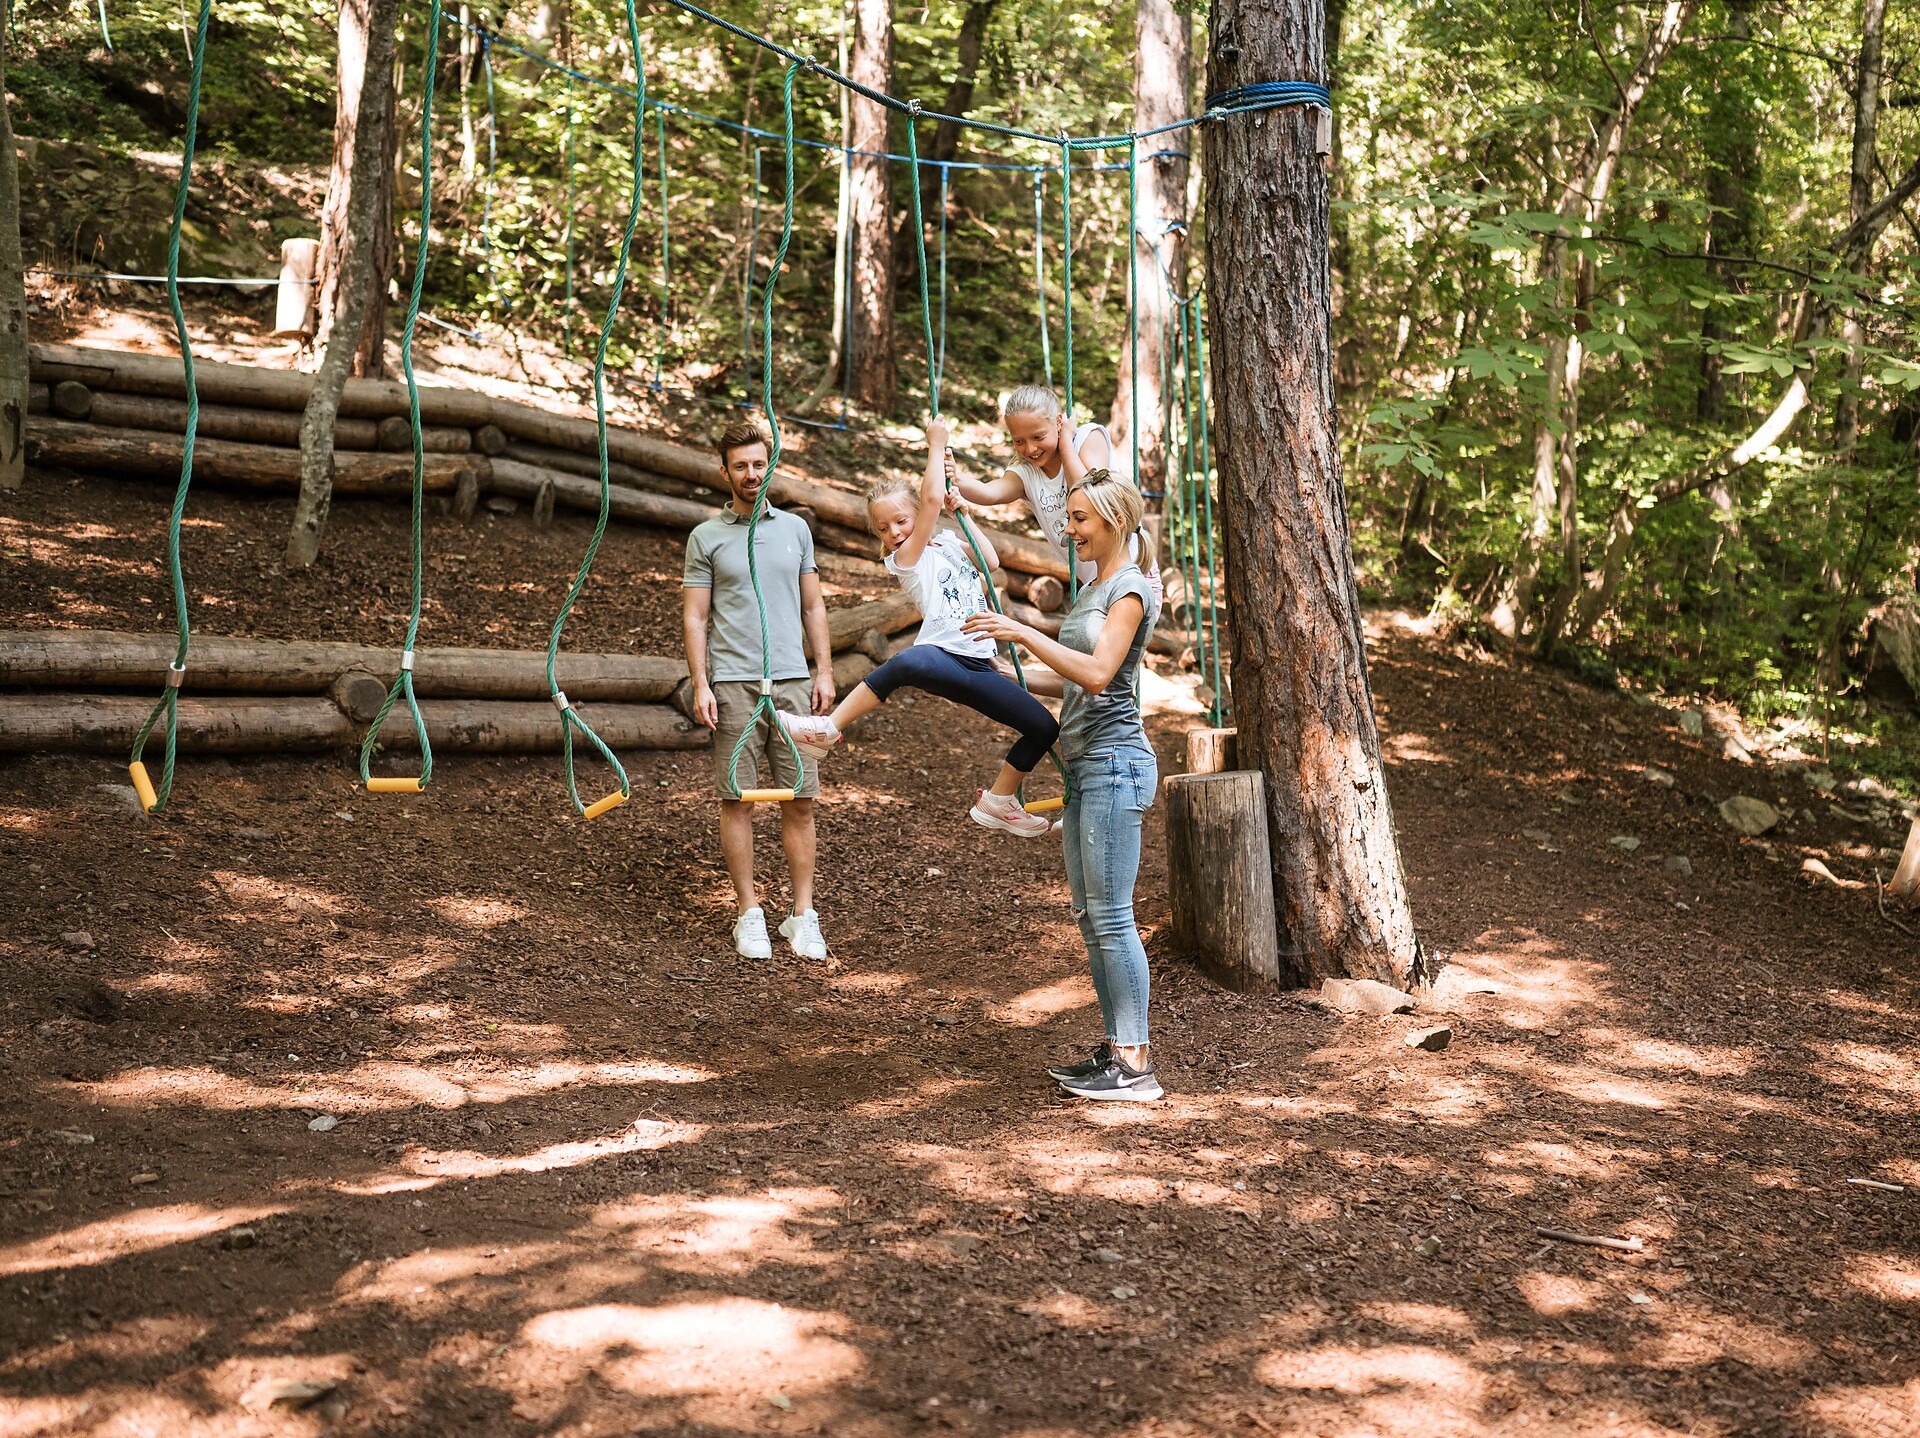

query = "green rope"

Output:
[[357, 0, 444, 792], [1058, 136, 1073, 419], [934, 162, 949, 402], [1030, 167, 1052, 391], [904, 111, 1069, 811], [126, 0, 211, 817], [96, 0, 112, 50], [654, 104, 670, 389], [543, 0, 647, 818], [562, 76, 576, 359], [723, 61, 807, 800]]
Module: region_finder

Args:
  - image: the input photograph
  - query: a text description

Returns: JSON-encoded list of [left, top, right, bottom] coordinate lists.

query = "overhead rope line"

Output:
[[724, 59, 808, 805], [544, 0, 648, 821], [126, 0, 212, 818], [358, 0, 446, 795]]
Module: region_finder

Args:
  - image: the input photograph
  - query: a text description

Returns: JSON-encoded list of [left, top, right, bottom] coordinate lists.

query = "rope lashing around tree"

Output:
[[357, 0, 447, 795], [125, 0, 212, 817], [723, 59, 810, 805], [541, 0, 650, 821], [903, 108, 1071, 816], [1204, 82, 1333, 115]]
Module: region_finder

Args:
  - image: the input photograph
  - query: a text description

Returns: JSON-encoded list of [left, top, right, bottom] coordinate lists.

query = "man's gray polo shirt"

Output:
[[682, 503, 816, 683]]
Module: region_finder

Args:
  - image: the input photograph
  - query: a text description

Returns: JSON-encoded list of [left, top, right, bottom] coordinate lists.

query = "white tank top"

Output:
[[1009, 422, 1158, 590]]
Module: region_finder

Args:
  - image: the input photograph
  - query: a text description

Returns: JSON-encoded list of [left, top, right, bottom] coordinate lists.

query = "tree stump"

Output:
[[452, 467, 480, 521], [1185, 726, 1237, 774], [532, 478, 556, 531], [275, 237, 320, 337], [1164, 770, 1283, 993]]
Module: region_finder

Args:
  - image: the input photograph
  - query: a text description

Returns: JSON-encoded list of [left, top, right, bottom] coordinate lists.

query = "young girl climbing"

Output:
[[962, 470, 1165, 1102], [778, 419, 1061, 838], [947, 385, 1161, 599]]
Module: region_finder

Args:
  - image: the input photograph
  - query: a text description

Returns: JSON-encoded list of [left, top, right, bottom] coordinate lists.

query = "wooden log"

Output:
[[826, 591, 922, 649], [27, 382, 47, 415], [28, 342, 496, 427], [452, 468, 480, 521], [1164, 770, 1283, 993], [488, 457, 718, 532], [24, 418, 481, 495], [377, 415, 472, 453], [500, 438, 721, 503], [532, 478, 555, 531], [51, 380, 92, 419], [274, 238, 320, 337], [1186, 727, 1238, 774], [0, 629, 687, 701], [85, 391, 383, 450], [329, 669, 389, 723], [0, 692, 706, 754], [1026, 574, 1066, 612], [473, 423, 508, 456]]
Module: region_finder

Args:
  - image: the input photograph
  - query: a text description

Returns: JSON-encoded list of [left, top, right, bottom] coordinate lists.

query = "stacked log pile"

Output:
[[22, 344, 1072, 607], [0, 592, 921, 757]]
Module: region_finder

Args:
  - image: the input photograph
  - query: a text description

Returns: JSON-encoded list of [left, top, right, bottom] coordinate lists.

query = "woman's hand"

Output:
[[962, 611, 1033, 647]]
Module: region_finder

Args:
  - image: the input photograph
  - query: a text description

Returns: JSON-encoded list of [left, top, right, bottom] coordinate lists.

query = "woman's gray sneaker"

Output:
[[1059, 1055, 1163, 1102], [1047, 1043, 1112, 1083]]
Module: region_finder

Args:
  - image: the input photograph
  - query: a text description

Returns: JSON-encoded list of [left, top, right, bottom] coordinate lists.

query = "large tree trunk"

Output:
[[1509, 3, 1694, 652], [1107, 0, 1189, 495], [289, 0, 400, 567], [847, 0, 896, 412], [1203, 0, 1419, 988], [1835, 0, 1886, 454], [314, 0, 398, 383], [0, 25, 26, 492]]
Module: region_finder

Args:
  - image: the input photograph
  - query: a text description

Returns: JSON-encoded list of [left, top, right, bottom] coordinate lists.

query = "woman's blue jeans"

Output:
[[1061, 743, 1159, 1048]]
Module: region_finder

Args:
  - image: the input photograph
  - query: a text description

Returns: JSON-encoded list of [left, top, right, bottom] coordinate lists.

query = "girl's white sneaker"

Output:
[[776, 712, 841, 759], [969, 789, 1053, 838]]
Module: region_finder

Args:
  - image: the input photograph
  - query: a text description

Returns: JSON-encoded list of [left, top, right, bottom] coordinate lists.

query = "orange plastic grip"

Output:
[[366, 777, 424, 793], [1023, 796, 1065, 814], [582, 790, 628, 820], [736, 787, 801, 803], [128, 762, 158, 814]]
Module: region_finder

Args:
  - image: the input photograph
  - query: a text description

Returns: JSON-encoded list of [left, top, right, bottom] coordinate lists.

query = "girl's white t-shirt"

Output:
[[885, 529, 997, 660], [1009, 422, 1159, 592]]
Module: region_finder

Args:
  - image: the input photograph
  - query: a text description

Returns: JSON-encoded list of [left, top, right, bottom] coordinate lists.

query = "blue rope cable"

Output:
[[126, 0, 211, 817], [934, 162, 949, 405]]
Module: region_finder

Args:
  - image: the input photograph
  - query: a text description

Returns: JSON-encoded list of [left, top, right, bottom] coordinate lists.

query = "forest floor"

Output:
[[4, 307, 1920, 1438]]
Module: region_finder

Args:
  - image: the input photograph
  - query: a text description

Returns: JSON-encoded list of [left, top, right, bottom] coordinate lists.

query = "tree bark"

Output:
[[0, 628, 689, 701], [847, 0, 896, 412], [293, 0, 401, 567], [1165, 771, 1283, 992], [314, 0, 398, 383], [0, 694, 705, 754], [1203, 0, 1420, 987], [1107, 0, 1190, 496], [1513, 2, 1695, 652], [26, 418, 478, 495], [0, 24, 26, 492], [1835, 0, 1886, 454]]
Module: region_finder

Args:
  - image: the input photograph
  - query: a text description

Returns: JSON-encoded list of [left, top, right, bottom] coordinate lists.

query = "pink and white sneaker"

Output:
[[777, 712, 842, 760], [969, 789, 1053, 838]]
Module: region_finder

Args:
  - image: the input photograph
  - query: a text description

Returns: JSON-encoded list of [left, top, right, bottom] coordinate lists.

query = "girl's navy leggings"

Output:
[[863, 645, 1059, 772]]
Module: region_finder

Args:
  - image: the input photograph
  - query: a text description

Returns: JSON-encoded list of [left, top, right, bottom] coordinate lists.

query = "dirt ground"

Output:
[[5, 320, 1920, 1437]]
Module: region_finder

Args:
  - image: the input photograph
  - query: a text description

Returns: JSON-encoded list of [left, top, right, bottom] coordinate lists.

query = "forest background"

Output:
[[10, 0, 1920, 784]]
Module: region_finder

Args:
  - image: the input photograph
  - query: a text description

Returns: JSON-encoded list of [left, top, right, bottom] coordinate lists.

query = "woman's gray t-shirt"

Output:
[[1055, 563, 1160, 760]]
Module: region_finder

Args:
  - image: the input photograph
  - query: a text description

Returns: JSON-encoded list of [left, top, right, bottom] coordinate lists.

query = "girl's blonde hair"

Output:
[[1068, 468, 1146, 541], [864, 475, 918, 533], [1001, 384, 1062, 426]]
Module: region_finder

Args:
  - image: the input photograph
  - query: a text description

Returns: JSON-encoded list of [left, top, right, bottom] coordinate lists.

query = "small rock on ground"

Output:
[[1679, 710, 1705, 736], [1405, 1025, 1452, 1051], [308, 1114, 339, 1133], [1644, 766, 1676, 788], [1663, 854, 1694, 875], [1719, 795, 1780, 836], [1609, 835, 1641, 852], [1321, 978, 1417, 1016]]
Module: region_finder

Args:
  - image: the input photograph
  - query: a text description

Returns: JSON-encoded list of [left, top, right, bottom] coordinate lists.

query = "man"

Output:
[[682, 419, 836, 960]]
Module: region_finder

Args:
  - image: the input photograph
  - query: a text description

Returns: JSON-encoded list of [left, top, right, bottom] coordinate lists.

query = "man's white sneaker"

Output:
[[779, 909, 829, 959], [970, 789, 1053, 838], [733, 906, 772, 960], [777, 712, 841, 760]]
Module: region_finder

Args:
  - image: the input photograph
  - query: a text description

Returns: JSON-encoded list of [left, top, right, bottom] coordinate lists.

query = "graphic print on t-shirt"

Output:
[[887, 530, 995, 659]]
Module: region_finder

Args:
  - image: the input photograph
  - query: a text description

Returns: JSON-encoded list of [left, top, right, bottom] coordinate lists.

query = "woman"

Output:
[[962, 470, 1164, 1101]]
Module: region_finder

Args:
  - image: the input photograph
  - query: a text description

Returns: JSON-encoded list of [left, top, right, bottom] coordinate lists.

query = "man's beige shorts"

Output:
[[710, 678, 820, 800]]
